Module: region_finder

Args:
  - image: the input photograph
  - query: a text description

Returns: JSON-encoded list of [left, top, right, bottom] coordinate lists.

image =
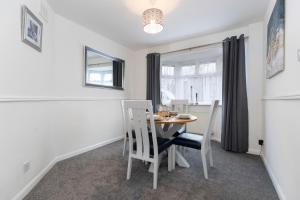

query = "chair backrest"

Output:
[[170, 99, 189, 113], [123, 100, 158, 160], [202, 100, 219, 151], [121, 100, 126, 136]]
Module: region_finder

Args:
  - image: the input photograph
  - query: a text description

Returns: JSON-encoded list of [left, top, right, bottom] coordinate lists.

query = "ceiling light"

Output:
[[143, 8, 163, 34]]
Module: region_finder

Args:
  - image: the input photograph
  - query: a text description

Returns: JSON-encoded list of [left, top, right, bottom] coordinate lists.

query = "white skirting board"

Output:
[[12, 136, 123, 200], [261, 154, 286, 200], [247, 148, 261, 155], [211, 137, 261, 155]]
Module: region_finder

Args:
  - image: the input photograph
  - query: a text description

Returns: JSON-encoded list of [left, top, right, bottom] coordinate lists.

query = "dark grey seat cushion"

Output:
[[133, 136, 173, 155], [126, 130, 136, 138], [173, 133, 203, 150], [172, 126, 187, 137], [127, 128, 152, 138], [155, 137, 173, 154]]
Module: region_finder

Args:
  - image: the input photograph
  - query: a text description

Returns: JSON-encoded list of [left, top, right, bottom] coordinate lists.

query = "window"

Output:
[[88, 72, 102, 82], [86, 65, 113, 86], [181, 65, 195, 75], [199, 63, 216, 74], [162, 66, 174, 76], [161, 61, 222, 105], [104, 74, 112, 82]]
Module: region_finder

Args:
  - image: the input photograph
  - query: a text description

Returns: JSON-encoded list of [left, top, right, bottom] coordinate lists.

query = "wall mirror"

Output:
[[84, 46, 124, 90]]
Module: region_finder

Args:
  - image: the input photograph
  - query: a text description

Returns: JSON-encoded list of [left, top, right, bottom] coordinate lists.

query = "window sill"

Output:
[[188, 103, 222, 106]]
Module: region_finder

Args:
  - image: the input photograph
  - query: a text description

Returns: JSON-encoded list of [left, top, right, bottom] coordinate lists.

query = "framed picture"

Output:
[[21, 6, 43, 52], [266, 0, 285, 79]]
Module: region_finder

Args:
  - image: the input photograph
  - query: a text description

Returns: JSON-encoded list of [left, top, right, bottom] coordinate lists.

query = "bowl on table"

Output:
[[176, 113, 192, 119], [169, 111, 178, 116], [157, 111, 170, 118], [147, 114, 163, 121]]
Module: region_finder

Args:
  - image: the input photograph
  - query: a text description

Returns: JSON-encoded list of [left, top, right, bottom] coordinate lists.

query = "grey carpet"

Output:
[[24, 141, 278, 200]]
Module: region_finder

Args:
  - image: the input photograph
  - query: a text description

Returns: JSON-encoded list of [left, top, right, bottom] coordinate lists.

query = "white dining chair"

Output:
[[123, 100, 174, 189], [121, 100, 141, 156], [173, 100, 219, 179], [170, 99, 189, 137], [121, 100, 129, 156], [170, 99, 189, 113]]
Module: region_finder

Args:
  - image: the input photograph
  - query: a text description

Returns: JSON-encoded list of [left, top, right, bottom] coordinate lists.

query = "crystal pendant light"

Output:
[[143, 8, 163, 34]]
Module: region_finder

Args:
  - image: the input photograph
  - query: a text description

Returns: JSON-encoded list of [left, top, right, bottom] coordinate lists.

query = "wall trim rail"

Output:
[[0, 96, 125, 103], [263, 93, 300, 101]]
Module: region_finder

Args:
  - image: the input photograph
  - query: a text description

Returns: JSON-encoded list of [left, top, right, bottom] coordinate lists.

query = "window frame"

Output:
[[160, 61, 222, 105]]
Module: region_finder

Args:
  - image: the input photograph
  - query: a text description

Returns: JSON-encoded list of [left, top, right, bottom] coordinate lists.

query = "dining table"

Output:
[[148, 113, 198, 172]]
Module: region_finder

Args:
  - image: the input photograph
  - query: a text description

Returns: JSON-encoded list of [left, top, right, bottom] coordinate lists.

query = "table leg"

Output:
[[148, 163, 154, 173], [175, 148, 190, 168], [148, 147, 190, 172], [149, 123, 191, 172], [148, 153, 164, 173], [155, 124, 183, 138]]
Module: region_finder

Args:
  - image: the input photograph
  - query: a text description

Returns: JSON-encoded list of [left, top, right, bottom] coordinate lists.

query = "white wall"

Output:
[[51, 14, 134, 158], [264, 0, 300, 97], [0, 1, 134, 200], [131, 24, 265, 154], [262, 1, 300, 200]]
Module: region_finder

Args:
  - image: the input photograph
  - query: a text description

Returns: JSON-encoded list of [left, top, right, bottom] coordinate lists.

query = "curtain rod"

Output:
[[161, 36, 249, 56]]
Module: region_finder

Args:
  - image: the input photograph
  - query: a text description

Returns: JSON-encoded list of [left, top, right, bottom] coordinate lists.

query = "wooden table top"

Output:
[[153, 115, 197, 125]]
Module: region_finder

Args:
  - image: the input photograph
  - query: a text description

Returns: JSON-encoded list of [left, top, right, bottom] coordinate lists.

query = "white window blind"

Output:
[[161, 61, 222, 105]]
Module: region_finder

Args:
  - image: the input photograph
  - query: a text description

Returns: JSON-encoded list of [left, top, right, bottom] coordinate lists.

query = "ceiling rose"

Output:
[[143, 8, 163, 34]]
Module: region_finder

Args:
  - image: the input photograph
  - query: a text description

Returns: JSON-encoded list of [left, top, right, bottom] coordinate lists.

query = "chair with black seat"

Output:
[[170, 99, 189, 113], [121, 101, 152, 156], [123, 100, 174, 189], [170, 99, 189, 136], [172, 100, 219, 179], [121, 100, 132, 156]]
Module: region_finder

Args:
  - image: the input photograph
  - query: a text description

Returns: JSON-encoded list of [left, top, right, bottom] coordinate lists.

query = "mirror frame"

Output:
[[84, 46, 125, 90]]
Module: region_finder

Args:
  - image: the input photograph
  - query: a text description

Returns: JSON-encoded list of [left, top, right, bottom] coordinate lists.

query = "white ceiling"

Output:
[[47, 0, 270, 50]]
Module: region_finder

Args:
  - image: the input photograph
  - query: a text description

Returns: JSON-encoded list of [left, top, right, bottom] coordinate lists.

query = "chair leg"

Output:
[[182, 147, 185, 156], [153, 160, 158, 189], [209, 147, 213, 167], [168, 147, 172, 172], [168, 145, 176, 171], [172, 145, 176, 170], [201, 152, 208, 179], [122, 137, 127, 156], [127, 156, 132, 180], [180, 146, 184, 154], [184, 146, 187, 155]]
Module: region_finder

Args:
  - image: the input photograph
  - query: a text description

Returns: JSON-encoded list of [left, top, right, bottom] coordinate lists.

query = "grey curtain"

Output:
[[146, 53, 161, 112], [221, 35, 249, 153], [113, 60, 123, 87]]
